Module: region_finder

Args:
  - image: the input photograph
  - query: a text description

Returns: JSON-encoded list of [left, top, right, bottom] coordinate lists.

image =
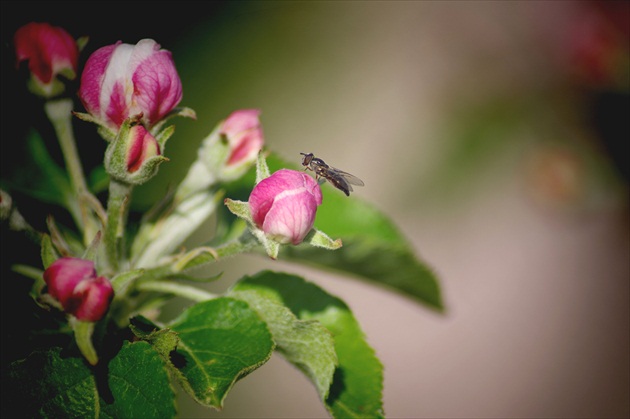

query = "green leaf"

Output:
[[129, 316, 180, 359], [229, 271, 338, 402], [5, 348, 97, 418], [167, 297, 275, 409], [7, 129, 73, 206], [101, 341, 176, 418], [224, 152, 444, 311], [230, 270, 384, 418], [88, 164, 109, 194], [4, 342, 176, 418]]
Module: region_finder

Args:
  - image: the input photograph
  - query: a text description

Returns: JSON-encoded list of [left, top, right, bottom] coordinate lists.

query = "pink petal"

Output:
[[78, 42, 119, 120], [131, 41, 182, 126], [126, 125, 160, 173], [262, 189, 318, 244], [221, 109, 261, 137]]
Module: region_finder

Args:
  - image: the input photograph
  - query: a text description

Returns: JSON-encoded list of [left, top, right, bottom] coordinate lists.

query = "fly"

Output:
[[300, 152, 364, 196]]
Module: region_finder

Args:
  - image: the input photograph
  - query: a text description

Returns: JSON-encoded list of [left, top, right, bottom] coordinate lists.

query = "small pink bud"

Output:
[[44, 258, 96, 308], [221, 109, 264, 167], [43, 258, 114, 322], [78, 39, 182, 132], [249, 169, 322, 245], [66, 276, 114, 322], [126, 125, 161, 173], [14, 22, 79, 97]]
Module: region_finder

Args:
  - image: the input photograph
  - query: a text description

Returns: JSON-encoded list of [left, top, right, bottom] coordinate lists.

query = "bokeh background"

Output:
[[2, 1, 628, 418]]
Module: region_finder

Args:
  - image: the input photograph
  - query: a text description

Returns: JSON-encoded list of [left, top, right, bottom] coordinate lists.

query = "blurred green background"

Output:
[[2, 1, 628, 417]]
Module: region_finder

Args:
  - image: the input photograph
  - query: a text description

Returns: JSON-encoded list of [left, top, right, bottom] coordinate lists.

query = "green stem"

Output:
[[44, 99, 99, 245], [105, 179, 133, 272], [136, 281, 218, 302], [215, 231, 259, 258], [135, 230, 259, 284]]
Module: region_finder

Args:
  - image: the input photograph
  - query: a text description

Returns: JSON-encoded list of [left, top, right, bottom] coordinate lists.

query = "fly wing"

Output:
[[325, 173, 351, 196], [330, 167, 364, 187]]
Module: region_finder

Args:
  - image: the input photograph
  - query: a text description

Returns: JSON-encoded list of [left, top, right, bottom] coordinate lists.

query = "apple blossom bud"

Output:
[[104, 120, 168, 185], [174, 109, 264, 200], [126, 124, 161, 173], [249, 169, 322, 245], [221, 109, 264, 168], [43, 258, 114, 322], [14, 22, 79, 98], [66, 276, 114, 322], [78, 39, 182, 135]]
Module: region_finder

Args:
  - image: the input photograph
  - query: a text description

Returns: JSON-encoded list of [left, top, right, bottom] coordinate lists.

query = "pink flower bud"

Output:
[[221, 109, 264, 167], [126, 125, 160, 173], [65, 276, 114, 322], [43, 258, 114, 322], [44, 258, 96, 307], [14, 22, 78, 97], [249, 169, 322, 245], [78, 39, 182, 132]]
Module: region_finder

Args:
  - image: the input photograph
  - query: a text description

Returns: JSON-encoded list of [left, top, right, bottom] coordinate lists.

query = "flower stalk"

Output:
[[104, 179, 132, 272], [44, 99, 100, 245], [136, 281, 218, 302]]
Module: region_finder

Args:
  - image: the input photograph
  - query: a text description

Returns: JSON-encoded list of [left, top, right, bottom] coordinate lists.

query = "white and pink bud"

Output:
[[78, 39, 183, 136]]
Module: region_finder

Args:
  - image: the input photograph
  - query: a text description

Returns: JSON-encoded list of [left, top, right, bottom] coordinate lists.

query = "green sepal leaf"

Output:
[[224, 198, 252, 223], [255, 150, 271, 183], [166, 297, 275, 409], [306, 227, 343, 250], [81, 230, 102, 262], [150, 106, 197, 135], [72, 319, 98, 365], [73, 111, 116, 141], [156, 124, 175, 152], [230, 270, 384, 418], [229, 271, 338, 402], [40, 233, 59, 268]]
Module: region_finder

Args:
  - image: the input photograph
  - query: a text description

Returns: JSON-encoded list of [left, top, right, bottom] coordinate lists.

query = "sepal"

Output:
[[72, 111, 117, 142], [150, 106, 197, 136]]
